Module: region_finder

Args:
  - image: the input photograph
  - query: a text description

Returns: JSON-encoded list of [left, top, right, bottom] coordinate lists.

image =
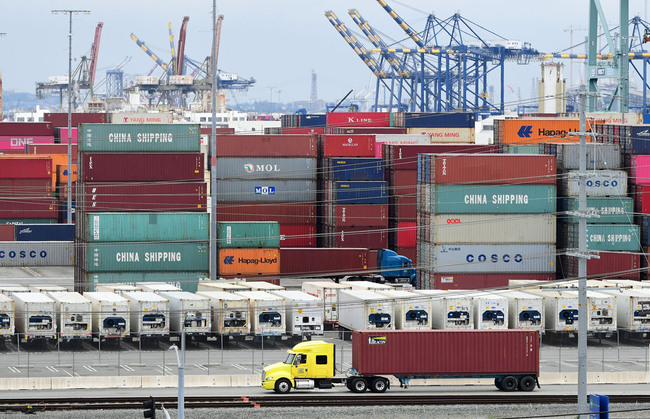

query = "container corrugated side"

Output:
[[543, 143, 620, 170], [215, 135, 317, 157], [0, 242, 73, 266], [328, 205, 388, 227], [81, 182, 207, 212], [325, 158, 384, 181], [218, 248, 280, 276], [426, 273, 555, 290], [326, 112, 390, 128], [83, 271, 206, 293], [0, 225, 14, 241], [429, 214, 556, 244], [427, 244, 555, 273], [558, 197, 633, 224], [279, 224, 316, 247], [81, 213, 209, 242], [14, 224, 75, 241], [79, 123, 200, 152], [0, 157, 52, 179], [557, 252, 640, 280], [407, 127, 474, 143], [81, 153, 204, 182], [560, 170, 627, 197], [215, 203, 316, 224], [564, 224, 640, 251], [215, 157, 316, 180], [216, 180, 316, 203], [82, 242, 209, 272], [280, 248, 369, 277], [630, 155, 650, 185], [217, 222, 280, 248], [330, 181, 388, 205]]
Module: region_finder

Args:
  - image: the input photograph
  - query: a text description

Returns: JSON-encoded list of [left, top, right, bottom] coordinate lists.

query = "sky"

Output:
[[0, 1, 642, 109]]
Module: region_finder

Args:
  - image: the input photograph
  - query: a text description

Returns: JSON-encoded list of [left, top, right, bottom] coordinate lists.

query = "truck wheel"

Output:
[[369, 378, 388, 393], [494, 378, 503, 390], [518, 375, 536, 392], [501, 376, 518, 392], [350, 377, 368, 393], [274, 378, 292, 394]]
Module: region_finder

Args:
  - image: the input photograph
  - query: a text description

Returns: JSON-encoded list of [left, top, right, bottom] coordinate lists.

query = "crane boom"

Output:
[[168, 22, 177, 75], [88, 22, 103, 86], [130, 33, 171, 74], [177, 16, 190, 75], [211, 15, 224, 77], [375, 0, 425, 48]]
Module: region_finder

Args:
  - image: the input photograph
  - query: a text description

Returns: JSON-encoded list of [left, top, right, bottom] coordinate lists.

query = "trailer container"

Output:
[[156, 291, 210, 338], [427, 214, 556, 244], [233, 291, 286, 336], [215, 135, 317, 157], [498, 290, 545, 333], [279, 224, 317, 247], [83, 292, 130, 339], [0, 241, 73, 266], [47, 292, 92, 341], [14, 224, 75, 241], [95, 284, 141, 295], [217, 221, 280, 248], [524, 289, 578, 333], [0, 293, 14, 340], [215, 202, 316, 224], [138, 283, 182, 294], [217, 248, 280, 276], [121, 291, 170, 340], [280, 248, 369, 277], [196, 290, 250, 336], [12, 292, 56, 341], [374, 290, 430, 330], [81, 182, 207, 212], [462, 293, 508, 330], [558, 197, 633, 224], [0, 285, 30, 296], [80, 213, 209, 242], [337, 289, 395, 331], [215, 157, 317, 180], [216, 180, 316, 202], [598, 288, 650, 336], [412, 290, 473, 330], [560, 170, 628, 197], [301, 281, 353, 324], [82, 242, 209, 272], [197, 281, 252, 293], [84, 272, 205, 293], [80, 153, 204, 182], [244, 281, 286, 291], [270, 290, 324, 336], [342, 281, 395, 292], [29, 286, 68, 293], [559, 290, 617, 335], [78, 123, 200, 152]]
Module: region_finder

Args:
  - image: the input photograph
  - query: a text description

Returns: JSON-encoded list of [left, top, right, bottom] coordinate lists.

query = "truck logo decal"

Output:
[[223, 256, 235, 265], [368, 336, 386, 345]]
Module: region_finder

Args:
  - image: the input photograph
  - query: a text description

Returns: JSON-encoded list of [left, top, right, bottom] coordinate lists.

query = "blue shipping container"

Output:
[[15, 224, 75, 241], [327, 158, 384, 181], [404, 112, 475, 128], [639, 215, 650, 246], [59, 201, 75, 223], [298, 114, 326, 127], [627, 125, 650, 154], [331, 181, 388, 204]]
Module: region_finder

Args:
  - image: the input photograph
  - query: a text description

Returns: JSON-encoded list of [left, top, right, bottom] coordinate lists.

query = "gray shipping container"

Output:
[[216, 180, 316, 202], [0, 242, 73, 266], [215, 158, 317, 180], [562, 170, 628, 197], [429, 214, 556, 244], [551, 143, 621, 170], [428, 244, 556, 273]]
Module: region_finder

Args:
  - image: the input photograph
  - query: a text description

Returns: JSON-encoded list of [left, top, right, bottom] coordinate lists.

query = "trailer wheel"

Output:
[[274, 378, 292, 394], [501, 376, 518, 392], [350, 377, 368, 393], [369, 378, 388, 393], [518, 375, 536, 392], [494, 378, 503, 390]]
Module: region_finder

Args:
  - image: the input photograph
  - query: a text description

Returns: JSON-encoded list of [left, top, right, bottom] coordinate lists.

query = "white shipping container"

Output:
[[407, 127, 475, 143], [374, 134, 431, 158], [234, 291, 285, 336], [159, 292, 211, 335], [243, 281, 285, 291], [121, 292, 170, 338], [525, 289, 578, 333], [563, 170, 628, 197], [598, 288, 650, 333], [48, 292, 92, 340], [342, 280, 394, 291], [430, 214, 556, 244], [84, 292, 130, 338], [271, 290, 324, 336], [301, 281, 352, 323], [414, 289, 473, 330], [337, 289, 395, 331], [196, 291, 250, 336], [11, 292, 56, 339], [197, 281, 252, 293], [560, 290, 617, 334], [138, 283, 182, 294], [135, 76, 159, 85], [95, 284, 141, 295], [498, 290, 545, 333], [463, 292, 508, 330], [0, 293, 15, 337], [428, 244, 556, 273], [29, 286, 68, 293], [0, 284, 30, 296], [376, 290, 430, 330], [169, 75, 194, 85], [551, 143, 621, 170]]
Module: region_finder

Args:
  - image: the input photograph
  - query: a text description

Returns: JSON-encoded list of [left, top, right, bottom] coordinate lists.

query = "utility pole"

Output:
[[563, 25, 586, 90], [209, 1, 221, 281], [577, 87, 588, 419]]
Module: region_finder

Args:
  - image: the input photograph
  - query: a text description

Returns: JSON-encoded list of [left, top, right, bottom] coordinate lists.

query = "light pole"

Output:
[[0, 33, 6, 121], [52, 9, 90, 224]]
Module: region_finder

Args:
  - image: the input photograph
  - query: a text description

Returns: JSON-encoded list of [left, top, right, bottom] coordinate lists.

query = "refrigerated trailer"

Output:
[[47, 292, 92, 341], [376, 290, 430, 330], [270, 290, 324, 337], [498, 290, 545, 333], [12, 292, 56, 342], [0, 293, 15, 342], [301, 280, 352, 328], [337, 289, 395, 331], [137, 283, 182, 294], [413, 290, 473, 330], [234, 291, 286, 337], [0, 285, 30, 296], [462, 292, 508, 330], [196, 281, 252, 293], [524, 289, 578, 335], [29, 285, 69, 293], [95, 284, 141, 295], [599, 288, 650, 338], [121, 291, 170, 341], [159, 292, 211, 340], [84, 292, 130, 340], [243, 282, 286, 292], [196, 290, 250, 337]]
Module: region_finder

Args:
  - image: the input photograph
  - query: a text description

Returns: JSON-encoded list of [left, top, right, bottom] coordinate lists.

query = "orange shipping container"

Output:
[[218, 248, 280, 276], [56, 164, 77, 185], [497, 118, 592, 144]]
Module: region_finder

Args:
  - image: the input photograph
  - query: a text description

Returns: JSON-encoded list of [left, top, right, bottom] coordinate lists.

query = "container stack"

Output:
[[74, 124, 208, 293], [493, 118, 586, 146], [0, 122, 55, 153], [416, 154, 558, 290], [630, 155, 650, 278], [391, 112, 476, 144]]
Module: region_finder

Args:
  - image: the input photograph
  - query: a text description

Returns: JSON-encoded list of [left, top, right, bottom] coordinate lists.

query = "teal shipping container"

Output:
[[503, 145, 542, 154], [422, 184, 556, 214], [558, 197, 634, 224], [80, 213, 209, 242], [566, 224, 640, 251], [79, 123, 200, 152], [84, 271, 207, 293], [217, 221, 280, 248], [83, 242, 209, 272]]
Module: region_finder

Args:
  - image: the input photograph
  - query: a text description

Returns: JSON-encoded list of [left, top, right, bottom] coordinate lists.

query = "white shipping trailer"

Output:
[[47, 292, 92, 341], [337, 289, 395, 331], [0, 285, 30, 296], [414, 290, 473, 330], [525, 290, 579, 333], [301, 281, 352, 324], [29, 285, 68, 293], [197, 281, 252, 293], [0, 293, 15, 339], [498, 290, 545, 333], [561, 290, 617, 335], [137, 283, 182, 294], [599, 288, 650, 335], [376, 290, 430, 330], [84, 292, 130, 339], [243, 282, 286, 291], [234, 291, 286, 336], [159, 292, 211, 336], [462, 292, 508, 330], [12, 292, 56, 341], [341, 280, 394, 292], [270, 290, 324, 336], [121, 291, 170, 339], [196, 291, 250, 336], [96, 284, 141, 295]]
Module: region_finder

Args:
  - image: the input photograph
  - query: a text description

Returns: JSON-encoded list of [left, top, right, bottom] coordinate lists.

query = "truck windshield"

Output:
[[284, 353, 295, 364]]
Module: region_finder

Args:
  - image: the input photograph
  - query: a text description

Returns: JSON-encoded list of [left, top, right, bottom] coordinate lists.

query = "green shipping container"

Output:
[[84, 242, 209, 272], [217, 221, 280, 248], [84, 271, 208, 293], [426, 184, 556, 214], [567, 224, 640, 251], [81, 213, 209, 242], [559, 197, 634, 224], [78, 123, 201, 152], [503, 145, 541, 154]]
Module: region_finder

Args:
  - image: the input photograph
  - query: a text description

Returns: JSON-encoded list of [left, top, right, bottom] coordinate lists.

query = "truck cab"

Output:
[[262, 340, 335, 393], [378, 249, 416, 284]]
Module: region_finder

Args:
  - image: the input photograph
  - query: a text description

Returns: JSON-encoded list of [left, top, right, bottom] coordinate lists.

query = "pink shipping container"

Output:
[[83, 182, 207, 212], [216, 203, 317, 224], [0, 225, 14, 240], [0, 198, 59, 218], [81, 153, 204, 182], [44, 112, 107, 126], [630, 155, 650, 185], [0, 179, 53, 197], [215, 135, 317, 157], [329, 204, 388, 227], [352, 330, 539, 377], [633, 185, 650, 213], [384, 144, 499, 170], [0, 157, 52, 179], [280, 247, 370, 277], [560, 252, 641, 280], [319, 135, 376, 157], [279, 224, 317, 247], [54, 127, 78, 143], [326, 112, 391, 128], [430, 273, 556, 290], [424, 154, 557, 185], [396, 222, 417, 247], [326, 226, 388, 249], [0, 122, 53, 136], [326, 127, 407, 135], [0, 136, 56, 151]]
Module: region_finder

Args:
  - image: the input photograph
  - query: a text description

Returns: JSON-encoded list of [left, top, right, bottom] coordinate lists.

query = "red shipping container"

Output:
[[634, 185, 650, 213], [0, 136, 56, 151], [390, 169, 417, 188], [0, 157, 52, 179], [319, 135, 376, 157], [390, 195, 417, 221], [426, 154, 556, 185], [396, 222, 417, 247], [83, 182, 207, 212], [81, 153, 204, 182], [56, 183, 76, 200], [44, 112, 107, 126], [326, 112, 390, 128], [281, 247, 370, 277], [27, 144, 78, 162], [327, 226, 388, 249], [430, 273, 555, 290], [280, 224, 317, 247], [0, 122, 53, 136], [216, 203, 317, 224], [395, 247, 416, 265], [384, 144, 499, 170], [0, 178, 53, 197], [0, 198, 58, 218], [0, 225, 14, 240], [281, 127, 325, 135], [330, 204, 388, 227], [326, 127, 407, 135], [215, 135, 317, 157], [200, 127, 235, 135], [560, 252, 641, 280], [352, 330, 539, 377]]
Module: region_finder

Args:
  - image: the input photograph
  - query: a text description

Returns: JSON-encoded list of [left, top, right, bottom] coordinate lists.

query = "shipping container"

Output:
[[326, 112, 390, 128], [80, 213, 209, 242], [233, 291, 286, 336], [0, 284, 30, 296], [413, 289, 473, 330], [384, 144, 499, 170], [218, 248, 280, 276], [392, 112, 476, 128], [78, 123, 200, 152], [558, 197, 633, 224], [496, 119, 586, 144], [498, 290, 545, 332], [215, 157, 316, 180], [26, 144, 78, 159], [297, 114, 326, 127], [328, 205, 388, 228], [281, 248, 369, 277], [270, 290, 324, 336], [195, 290, 250, 336], [325, 158, 384, 181], [337, 289, 395, 331], [598, 288, 650, 334], [428, 214, 556, 244], [216, 179, 316, 202], [0, 178, 52, 197], [83, 272, 206, 293], [558, 251, 641, 280], [329, 181, 388, 204], [395, 222, 417, 247], [541, 143, 620, 170], [279, 224, 317, 247], [0, 225, 14, 241], [197, 281, 252, 292], [325, 226, 388, 249], [0, 122, 53, 136], [634, 185, 650, 213], [95, 284, 141, 295], [80, 153, 204, 182], [373, 134, 429, 158], [217, 221, 280, 248], [342, 280, 395, 292], [301, 280, 353, 323], [425, 244, 555, 273], [0, 293, 15, 338], [83, 292, 130, 338], [47, 292, 92, 340], [407, 127, 474, 143], [320, 135, 376, 157], [464, 293, 508, 330], [216, 202, 316, 224], [560, 290, 617, 334], [159, 291, 211, 335], [110, 112, 174, 124], [560, 170, 628, 197], [44, 112, 107, 126], [502, 145, 541, 154], [29, 285, 68, 293], [82, 242, 209, 272], [11, 292, 56, 340], [0, 136, 55, 151], [0, 157, 52, 179], [278, 127, 325, 135], [563, 223, 639, 251], [0, 241, 73, 266], [631, 155, 650, 185], [53, 127, 78, 143], [121, 291, 170, 338], [138, 283, 183, 294], [81, 182, 207, 212], [215, 135, 317, 157], [375, 289, 431, 330], [626, 126, 650, 154], [244, 281, 286, 291], [327, 127, 408, 135], [56, 164, 77, 185], [14, 224, 74, 241], [426, 273, 556, 290]]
